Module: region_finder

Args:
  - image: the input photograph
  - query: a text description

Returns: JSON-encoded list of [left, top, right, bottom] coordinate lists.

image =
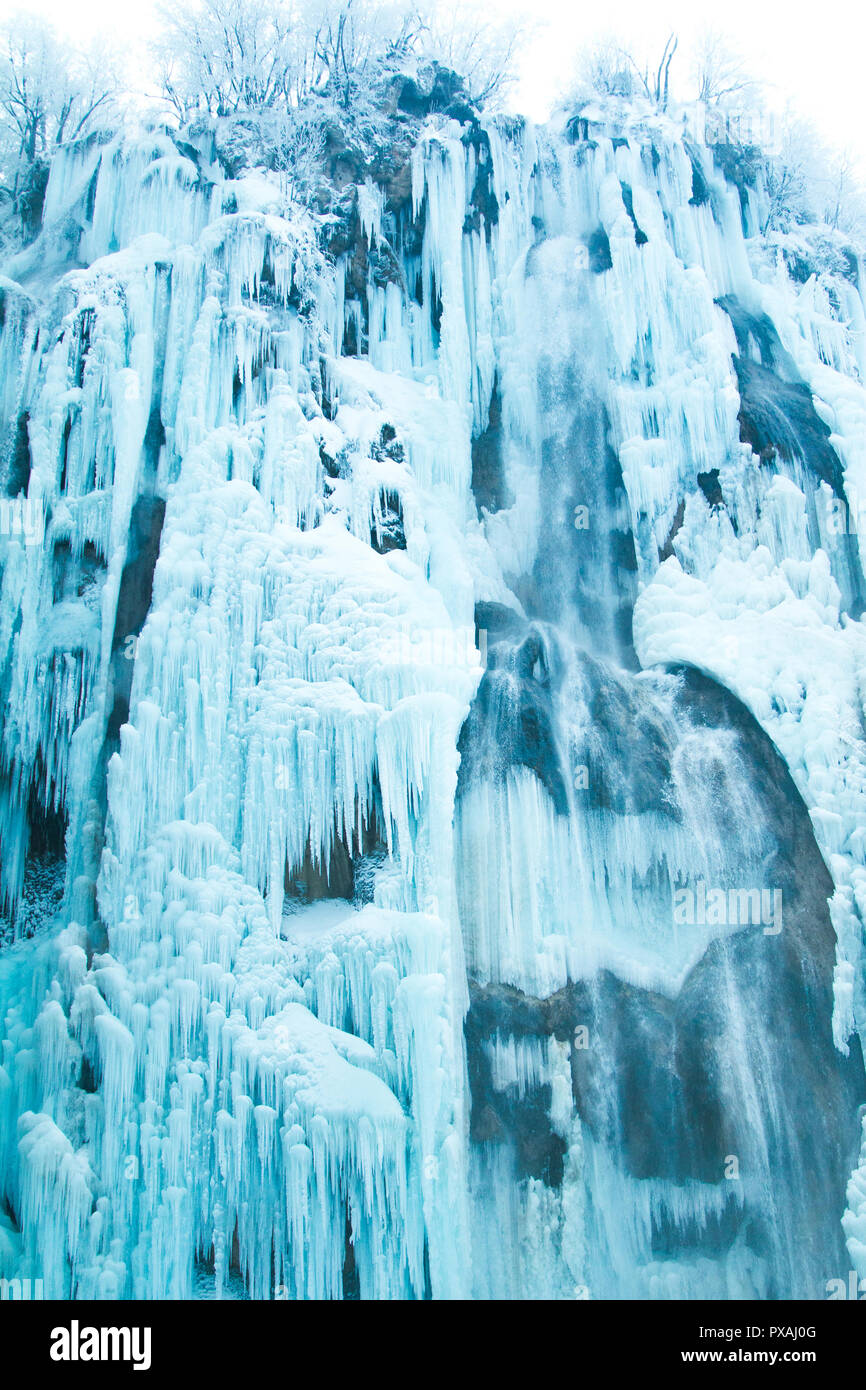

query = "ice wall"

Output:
[[1, 84, 865, 1298]]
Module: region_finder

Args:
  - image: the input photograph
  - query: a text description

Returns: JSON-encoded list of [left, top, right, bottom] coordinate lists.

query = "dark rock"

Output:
[[718, 295, 847, 498], [457, 624, 570, 815], [733, 355, 845, 496], [584, 226, 613, 273], [111, 495, 166, 653], [462, 127, 499, 239], [319, 442, 340, 479], [370, 489, 406, 553], [686, 144, 711, 207], [573, 650, 680, 819], [21, 159, 50, 239], [620, 182, 648, 246], [566, 115, 592, 144], [471, 381, 511, 514], [371, 422, 404, 463], [5, 411, 31, 497], [367, 238, 403, 290], [697, 468, 724, 509], [464, 999, 566, 1187], [213, 118, 263, 179], [462, 665, 866, 1293], [396, 63, 477, 123], [783, 249, 814, 285], [661, 500, 686, 564], [711, 141, 760, 195]]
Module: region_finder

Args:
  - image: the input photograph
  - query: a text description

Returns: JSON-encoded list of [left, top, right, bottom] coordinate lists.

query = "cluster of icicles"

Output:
[[0, 92, 865, 1297]]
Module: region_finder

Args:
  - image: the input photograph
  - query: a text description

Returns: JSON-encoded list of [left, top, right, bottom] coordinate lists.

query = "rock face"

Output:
[[463, 665, 865, 1296], [1, 76, 866, 1301]]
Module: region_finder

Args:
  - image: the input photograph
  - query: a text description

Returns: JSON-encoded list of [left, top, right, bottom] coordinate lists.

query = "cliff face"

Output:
[[1, 72, 865, 1299]]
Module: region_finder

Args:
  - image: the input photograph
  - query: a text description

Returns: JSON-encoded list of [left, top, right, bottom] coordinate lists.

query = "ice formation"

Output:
[[1, 68, 866, 1299]]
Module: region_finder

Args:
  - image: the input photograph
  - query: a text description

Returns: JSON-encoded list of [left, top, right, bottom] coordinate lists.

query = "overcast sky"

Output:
[[2, 0, 864, 166]]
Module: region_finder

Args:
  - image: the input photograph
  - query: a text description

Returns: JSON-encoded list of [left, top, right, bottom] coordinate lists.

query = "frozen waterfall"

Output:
[[1, 73, 866, 1300]]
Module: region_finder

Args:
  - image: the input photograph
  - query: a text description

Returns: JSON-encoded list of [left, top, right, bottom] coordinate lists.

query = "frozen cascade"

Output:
[[1, 76, 866, 1298]]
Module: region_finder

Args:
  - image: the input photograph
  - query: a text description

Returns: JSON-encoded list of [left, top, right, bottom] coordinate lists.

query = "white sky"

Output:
[[2, 0, 865, 165]]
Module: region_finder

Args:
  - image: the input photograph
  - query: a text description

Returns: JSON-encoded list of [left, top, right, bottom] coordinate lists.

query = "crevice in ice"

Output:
[[470, 379, 511, 515], [77, 1053, 97, 1093], [685, 145, 711, 208], [51, 540, 104, 605], [369, 488, 405, 553], [658, 498, 686, 561], [4, 411, 31, 497], [619, 182, 649, 246], [696, 469, 724, 510], [284, 782, 390, 907], [710, 141, 761, 231], [0, 767, 67, 939], [462, 127, 499, 240], [110, 496, 166, 655], [583, 226, 613, 273], [342, 1210, 361, 1299]]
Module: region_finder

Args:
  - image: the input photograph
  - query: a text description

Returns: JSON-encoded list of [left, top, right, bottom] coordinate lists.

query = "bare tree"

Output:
[[0, 15, 119, 234], [692, 30, 756, 106], [821, 150, 866, 237], [155, 0, 420, 115], [414, 4, 524, 108], [155, 0, 522, 117], [306, 0, 423, 107], [0, 17, 117, 164], [272, 106, 328, 204], [577, 33, 679, 111], [575, 38, 640, 99], [629, 33, 678, 110], [760, 117, 816, 233], [155, 0, 306, 118]]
